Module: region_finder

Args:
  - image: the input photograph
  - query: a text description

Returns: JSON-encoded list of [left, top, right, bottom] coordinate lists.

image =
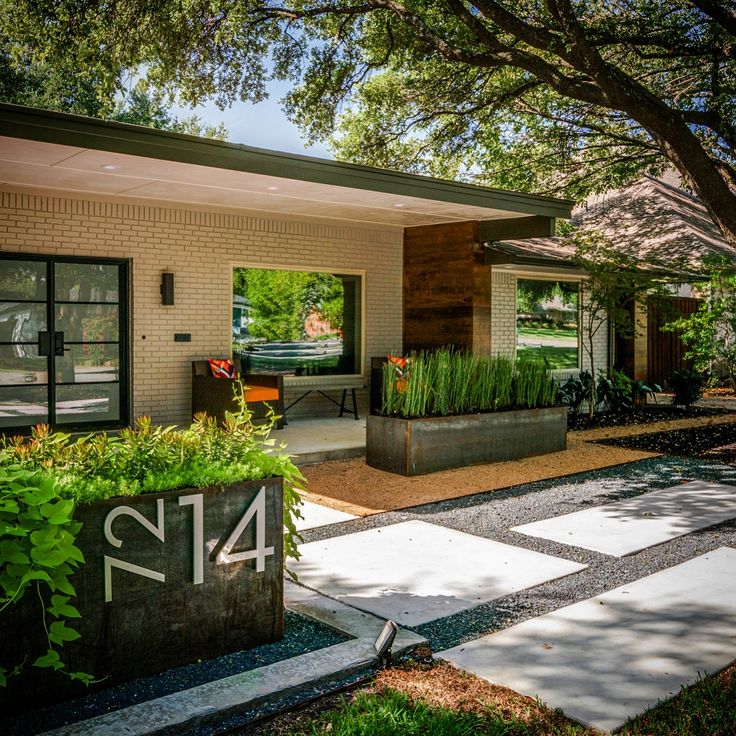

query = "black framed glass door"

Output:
[[0, 254, 129, 432]]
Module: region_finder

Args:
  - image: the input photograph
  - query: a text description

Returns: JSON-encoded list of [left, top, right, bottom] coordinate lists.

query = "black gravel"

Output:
[[598, 421, 736, 456], [299, 455, 736, 652], [1, 611, 351, 736], [567, 404, 727, 431]]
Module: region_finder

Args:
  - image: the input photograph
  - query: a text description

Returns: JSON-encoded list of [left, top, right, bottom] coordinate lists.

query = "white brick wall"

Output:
[[0, 190, 403, 424]]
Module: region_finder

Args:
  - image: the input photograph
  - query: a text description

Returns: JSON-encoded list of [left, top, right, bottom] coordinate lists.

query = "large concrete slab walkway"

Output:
[[512, 479, 736, 556], [292, 520, 585, 626], [440, 547, 736, 733]]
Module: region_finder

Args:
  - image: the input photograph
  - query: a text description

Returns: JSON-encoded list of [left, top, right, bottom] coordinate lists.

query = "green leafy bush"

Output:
[[556, 372, 593, 416], [596, 369, 634, 412], [0, 467, 90, 687], [380, 349, 557, 418], [669, 368, 705, 408]]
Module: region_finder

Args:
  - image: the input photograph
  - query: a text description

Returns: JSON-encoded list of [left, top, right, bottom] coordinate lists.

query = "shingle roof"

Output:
[[490, 177, 736, 270]]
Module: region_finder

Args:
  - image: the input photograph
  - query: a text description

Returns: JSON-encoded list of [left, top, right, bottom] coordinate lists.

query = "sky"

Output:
[[170, 78, 334, 159]]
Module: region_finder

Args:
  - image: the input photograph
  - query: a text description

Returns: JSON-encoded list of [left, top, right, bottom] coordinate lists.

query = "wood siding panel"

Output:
[[647, 296, 701, 387]]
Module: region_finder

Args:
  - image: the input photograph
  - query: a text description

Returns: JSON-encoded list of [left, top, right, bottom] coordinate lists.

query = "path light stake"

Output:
[[374, 620, 398, 667]]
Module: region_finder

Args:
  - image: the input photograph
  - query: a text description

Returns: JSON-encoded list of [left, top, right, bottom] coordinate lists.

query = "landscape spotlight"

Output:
[[374, 620, 398, 665]]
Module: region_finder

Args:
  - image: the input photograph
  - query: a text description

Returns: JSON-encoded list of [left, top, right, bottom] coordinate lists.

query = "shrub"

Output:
[[669, 368, 705, 408], [556, 371, 593, 416], [380, 349, 557, 418], [596, 369, 634, 412]]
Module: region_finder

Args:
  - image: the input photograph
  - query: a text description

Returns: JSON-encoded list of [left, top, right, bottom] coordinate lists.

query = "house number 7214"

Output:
[[102, 486, 274, 602]]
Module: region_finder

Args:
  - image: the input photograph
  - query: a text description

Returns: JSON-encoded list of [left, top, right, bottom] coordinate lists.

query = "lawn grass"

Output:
[[517, 344, 578, 369], [518, 327, 578, 340], [250, 661, 736, 736]]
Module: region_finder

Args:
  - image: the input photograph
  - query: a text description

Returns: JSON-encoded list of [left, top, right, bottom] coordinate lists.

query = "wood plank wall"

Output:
[[403, 221, 492, 353]]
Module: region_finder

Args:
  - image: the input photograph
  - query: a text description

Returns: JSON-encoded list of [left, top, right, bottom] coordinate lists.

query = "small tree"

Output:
[[572, 234, 673, 417], [665, 258, 736, 388]]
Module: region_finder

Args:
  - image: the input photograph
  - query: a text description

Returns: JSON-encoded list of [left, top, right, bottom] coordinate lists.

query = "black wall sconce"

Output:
[[160, 272, 174, 305]]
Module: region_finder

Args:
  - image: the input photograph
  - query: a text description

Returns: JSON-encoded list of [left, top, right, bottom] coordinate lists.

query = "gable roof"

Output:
[[488, 176, 736, 271]]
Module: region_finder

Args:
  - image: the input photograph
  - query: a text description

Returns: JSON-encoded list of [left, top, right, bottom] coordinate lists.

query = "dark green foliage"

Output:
[[596, 370, 634, 412], [0, 467, 89, 687], [380, 349, 557, 419], [664, 258, 736, 388], [668, 369, 706, 408], [631, 379, 662, 406], [556, 372, 593, 416]]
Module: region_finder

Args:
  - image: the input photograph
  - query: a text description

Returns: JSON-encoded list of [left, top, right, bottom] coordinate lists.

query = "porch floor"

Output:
[[277, 416, 367, 465]]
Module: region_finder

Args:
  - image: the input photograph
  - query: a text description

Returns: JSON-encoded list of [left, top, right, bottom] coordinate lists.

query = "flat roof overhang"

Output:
[[0, 104, 573, 229]]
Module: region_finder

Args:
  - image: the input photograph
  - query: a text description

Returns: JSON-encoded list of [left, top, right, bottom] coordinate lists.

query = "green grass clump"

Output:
[[381, 349, 557, 419], [279, 688, 588, 736]]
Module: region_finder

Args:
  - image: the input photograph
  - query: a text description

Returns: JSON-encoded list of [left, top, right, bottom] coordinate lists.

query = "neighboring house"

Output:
[[0, 104, 573, 433], [486, 177, 736, 386]]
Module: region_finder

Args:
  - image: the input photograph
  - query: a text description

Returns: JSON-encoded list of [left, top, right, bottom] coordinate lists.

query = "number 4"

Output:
[[216, 486, 274, 572]]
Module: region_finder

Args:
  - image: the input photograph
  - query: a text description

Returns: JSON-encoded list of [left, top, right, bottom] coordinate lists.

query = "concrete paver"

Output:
[[296, 500, 357, 531], [291, 520, 586, 626], [440, 547, 736, 733], [511, 480, 736, 557]]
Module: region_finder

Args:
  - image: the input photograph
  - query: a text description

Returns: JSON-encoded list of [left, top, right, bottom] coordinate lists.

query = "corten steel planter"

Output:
[[0, 477, 283, 709], [367, 407, 568, 476]]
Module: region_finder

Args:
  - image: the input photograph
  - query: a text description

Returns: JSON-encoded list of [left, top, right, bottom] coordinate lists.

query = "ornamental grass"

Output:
[[381, 349, 557, 419]]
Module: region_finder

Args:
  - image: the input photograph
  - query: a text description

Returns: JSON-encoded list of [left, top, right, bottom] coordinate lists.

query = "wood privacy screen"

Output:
[[647, 296, 701, 388]]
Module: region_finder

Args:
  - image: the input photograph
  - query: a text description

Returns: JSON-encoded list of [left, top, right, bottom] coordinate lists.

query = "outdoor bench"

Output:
[[284, 377, 365, 420]]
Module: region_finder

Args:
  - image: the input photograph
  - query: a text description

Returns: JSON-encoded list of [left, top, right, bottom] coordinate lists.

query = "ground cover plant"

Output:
[[246, 660, 736, 736], [380, 350, 557, 419], [0, 383, 304, 687]]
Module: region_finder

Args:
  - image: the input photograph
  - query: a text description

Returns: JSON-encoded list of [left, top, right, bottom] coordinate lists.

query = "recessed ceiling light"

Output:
[[393, 203, 405, 208], [101, 164, 120, 171], [266, 185, 280, 191]]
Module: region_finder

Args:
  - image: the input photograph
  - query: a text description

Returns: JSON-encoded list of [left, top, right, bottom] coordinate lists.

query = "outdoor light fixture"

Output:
[[373, 620, 398, 666], [160, 272, 175, 305]]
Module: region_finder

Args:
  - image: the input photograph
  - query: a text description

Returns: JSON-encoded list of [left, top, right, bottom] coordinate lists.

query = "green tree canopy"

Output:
[[2, 1, 734, 242], [0, 40, 227, 138]]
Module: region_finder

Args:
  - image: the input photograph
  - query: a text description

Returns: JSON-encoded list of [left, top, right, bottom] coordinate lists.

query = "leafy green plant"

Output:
[[556, 372, 593, 416], [381, 349, 556, 419], [0, 467, 90, 687], [631, 378, 662, 407], [664, 257, 736, 389], [668, 369, 705, 408], [596, 369, 634, 412]]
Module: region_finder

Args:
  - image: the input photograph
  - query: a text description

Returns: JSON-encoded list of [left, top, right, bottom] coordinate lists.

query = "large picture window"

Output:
[[516, 278, 579, 369], [232, 268, 362, 376]]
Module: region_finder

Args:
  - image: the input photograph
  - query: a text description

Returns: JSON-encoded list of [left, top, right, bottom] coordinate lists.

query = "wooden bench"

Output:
[[191, 359, 284, 428]]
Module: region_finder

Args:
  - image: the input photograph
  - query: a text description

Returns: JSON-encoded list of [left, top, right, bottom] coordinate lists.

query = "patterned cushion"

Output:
[[208, 358, 236, 379]]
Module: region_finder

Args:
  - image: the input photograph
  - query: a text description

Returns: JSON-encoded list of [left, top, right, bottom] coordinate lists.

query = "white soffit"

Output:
[[0, 105, 573, 228]]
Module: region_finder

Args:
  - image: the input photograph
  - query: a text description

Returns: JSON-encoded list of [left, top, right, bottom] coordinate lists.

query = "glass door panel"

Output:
[[0, 259, 49, 428], [0, 254, 127, 432]]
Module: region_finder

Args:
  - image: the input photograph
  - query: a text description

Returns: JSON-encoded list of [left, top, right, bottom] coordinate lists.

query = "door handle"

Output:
[[54, 331, 70, 356], [38, 331, 51, 356]]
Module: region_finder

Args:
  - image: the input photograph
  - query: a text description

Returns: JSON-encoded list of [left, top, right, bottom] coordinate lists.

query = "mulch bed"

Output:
[[598, 421, 736, 460], [568, 405, 727, 431]]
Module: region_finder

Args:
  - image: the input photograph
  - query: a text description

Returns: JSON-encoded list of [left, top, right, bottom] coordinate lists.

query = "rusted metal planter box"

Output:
[[0, 477, 283, 709], [367, 407, 568, 476]]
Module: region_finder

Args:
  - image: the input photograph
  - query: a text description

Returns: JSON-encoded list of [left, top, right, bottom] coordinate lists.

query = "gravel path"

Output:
[[298, 455, 736, 651]]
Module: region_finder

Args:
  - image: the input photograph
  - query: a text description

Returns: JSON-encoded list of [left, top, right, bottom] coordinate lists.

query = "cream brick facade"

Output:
[[0, 189, 403, 425]]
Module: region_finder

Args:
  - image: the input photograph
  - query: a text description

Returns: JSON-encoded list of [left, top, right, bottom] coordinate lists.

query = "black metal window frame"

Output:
[[0, 252, 130, 434]]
